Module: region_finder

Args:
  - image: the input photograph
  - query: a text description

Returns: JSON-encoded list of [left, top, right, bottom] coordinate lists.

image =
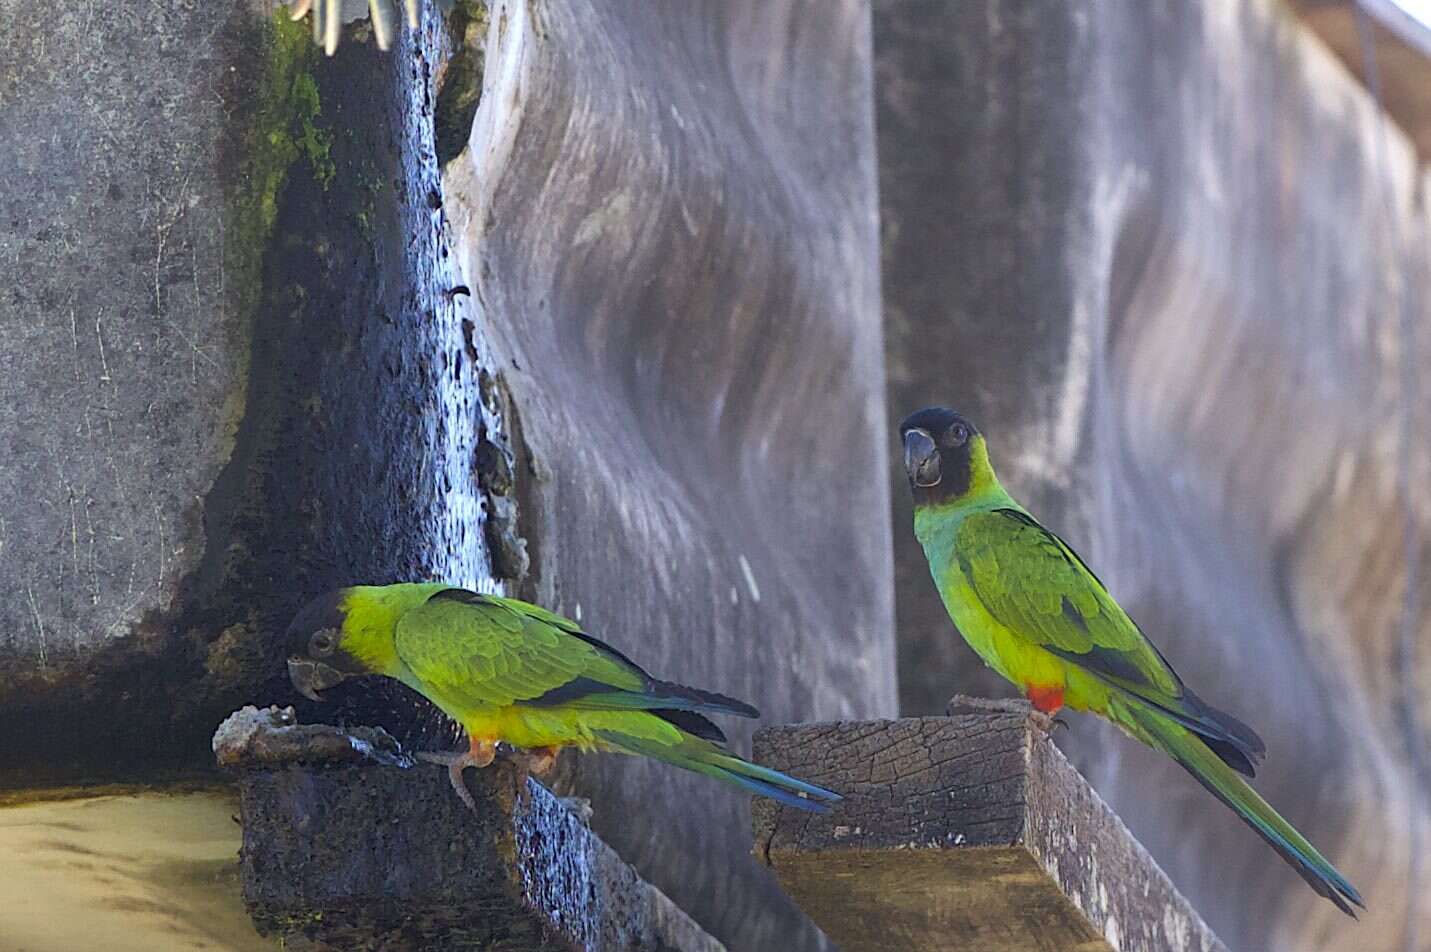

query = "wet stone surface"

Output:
[[218, 707, 724, 952]]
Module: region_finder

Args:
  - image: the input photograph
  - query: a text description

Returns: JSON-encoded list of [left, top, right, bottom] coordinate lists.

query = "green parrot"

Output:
[[285, 583, 839, 812], [899, 406, 1362, 915]]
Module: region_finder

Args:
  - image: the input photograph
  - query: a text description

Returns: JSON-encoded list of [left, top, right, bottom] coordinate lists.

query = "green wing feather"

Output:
[[392, 590, 637, 708], [927, 500, 1355, 911], [393, 589, 757, 718], [1116, 694, 1363, 914], [955, 508, 1264, 771], [389, 588, 834, 811], [956, 509, 1175, 688]]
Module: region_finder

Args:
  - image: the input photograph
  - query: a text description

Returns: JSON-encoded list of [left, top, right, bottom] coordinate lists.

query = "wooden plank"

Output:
[[1290, 0, 1431, 158], [752, 700, 1228, 952]]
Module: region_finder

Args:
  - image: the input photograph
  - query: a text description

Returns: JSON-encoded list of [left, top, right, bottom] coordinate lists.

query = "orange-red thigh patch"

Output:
[[1025, 683, 1065, 715]]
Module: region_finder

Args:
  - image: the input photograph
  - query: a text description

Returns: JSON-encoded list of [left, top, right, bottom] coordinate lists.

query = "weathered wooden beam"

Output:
[[215, 706, 724, 952], [752, 700, 1227, 952], [1290, 0, 1431, 158]]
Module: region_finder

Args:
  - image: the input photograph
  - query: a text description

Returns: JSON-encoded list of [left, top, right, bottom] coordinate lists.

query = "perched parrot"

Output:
[[899, 406, 1363, 915], [285, 583, 839, 812]]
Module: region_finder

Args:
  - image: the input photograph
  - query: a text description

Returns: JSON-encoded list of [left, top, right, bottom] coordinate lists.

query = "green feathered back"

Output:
[[904, 407, 1359, 911], [347, 585, 836, 812], [954, 508, 1180, 698], [393, 591, 646, 709]]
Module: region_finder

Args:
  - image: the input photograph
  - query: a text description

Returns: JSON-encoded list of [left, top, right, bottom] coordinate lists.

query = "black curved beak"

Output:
[[288, 657, 346, 702], [903, 428, 941, 488]]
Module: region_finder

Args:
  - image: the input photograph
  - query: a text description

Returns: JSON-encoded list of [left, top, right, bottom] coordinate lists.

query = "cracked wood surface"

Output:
[[752, 702, 1227, 952]]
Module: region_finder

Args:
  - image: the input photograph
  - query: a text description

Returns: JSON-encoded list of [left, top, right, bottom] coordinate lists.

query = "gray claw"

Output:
[[323, 0, 341, 56], [369, 0, 394, 50]]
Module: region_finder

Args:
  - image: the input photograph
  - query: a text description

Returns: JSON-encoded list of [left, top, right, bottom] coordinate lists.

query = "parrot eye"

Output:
[[310, 629, 337, 657], [946, 423, 969, 447]]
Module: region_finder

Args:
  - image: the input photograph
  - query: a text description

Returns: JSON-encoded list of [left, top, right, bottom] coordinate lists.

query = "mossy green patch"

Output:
[[291, 73, 337, 190], [225, 11, 334, 326], [211, 11, 338, 493]]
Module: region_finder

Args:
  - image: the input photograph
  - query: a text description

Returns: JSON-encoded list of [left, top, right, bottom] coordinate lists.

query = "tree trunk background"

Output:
[[879, 1, 1430, 950]]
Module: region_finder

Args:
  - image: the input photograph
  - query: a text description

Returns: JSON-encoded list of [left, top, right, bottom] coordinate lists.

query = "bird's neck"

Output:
[[341, 583, 448, 677], [912, 480, 1017, 559]]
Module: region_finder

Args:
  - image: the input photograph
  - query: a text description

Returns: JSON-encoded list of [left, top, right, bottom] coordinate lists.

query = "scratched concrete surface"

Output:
[[0, 2, 248, 668], [1, 2, 891, 949], [443, 2, 895, 947]]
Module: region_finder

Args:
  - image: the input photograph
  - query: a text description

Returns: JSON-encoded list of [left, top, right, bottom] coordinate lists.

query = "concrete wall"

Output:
[[879, 1, 1430, 949]]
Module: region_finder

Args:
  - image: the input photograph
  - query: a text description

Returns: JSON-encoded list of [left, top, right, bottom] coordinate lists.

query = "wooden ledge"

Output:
[[751, 699, 1228, 952]]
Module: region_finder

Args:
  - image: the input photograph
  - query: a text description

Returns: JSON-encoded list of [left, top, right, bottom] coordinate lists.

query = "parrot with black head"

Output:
[[286, 583, 839, 813], [899, 406, 1362, 915]]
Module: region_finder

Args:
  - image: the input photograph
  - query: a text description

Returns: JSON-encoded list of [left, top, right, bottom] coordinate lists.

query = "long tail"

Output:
[[1121, 699, 1363, 916], [595, 729, 841, 813], [553, 679, 759, 720]]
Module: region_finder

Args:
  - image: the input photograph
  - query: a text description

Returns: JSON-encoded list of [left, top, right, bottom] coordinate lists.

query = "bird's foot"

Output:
[[417, 738, 496, 811], [516, 745, 561, 777], [1027, 711, 1070, 736], [1023, 684, 1068, 737]]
